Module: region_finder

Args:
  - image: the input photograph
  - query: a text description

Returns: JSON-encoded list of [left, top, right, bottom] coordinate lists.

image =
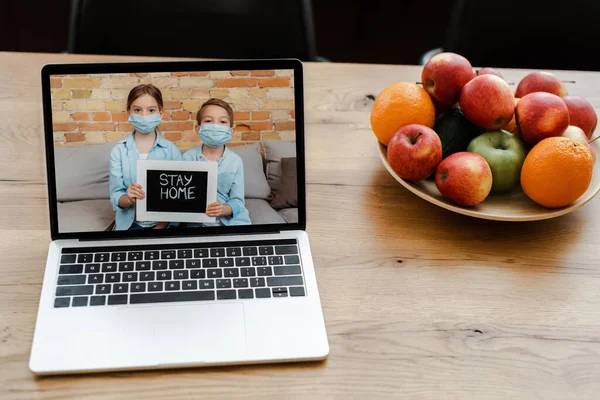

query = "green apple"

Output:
[[467, 130, 527, 193]]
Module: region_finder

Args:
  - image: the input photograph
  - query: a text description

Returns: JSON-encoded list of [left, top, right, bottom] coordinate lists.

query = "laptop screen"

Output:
[[45, 63, 303, 236]]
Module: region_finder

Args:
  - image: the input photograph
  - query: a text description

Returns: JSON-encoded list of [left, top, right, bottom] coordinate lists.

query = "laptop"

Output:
[[30, 59, 329, 374]]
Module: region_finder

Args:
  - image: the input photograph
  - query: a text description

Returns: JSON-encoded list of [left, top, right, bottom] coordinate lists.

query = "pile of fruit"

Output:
[[371, 52, 597, 208]]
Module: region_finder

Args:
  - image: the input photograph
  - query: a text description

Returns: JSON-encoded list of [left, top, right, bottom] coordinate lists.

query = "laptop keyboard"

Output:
[[54, 239, 306, 308]]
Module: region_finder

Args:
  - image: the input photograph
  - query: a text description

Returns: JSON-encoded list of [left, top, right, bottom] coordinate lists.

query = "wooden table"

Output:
[[1, 52, 600, 399]]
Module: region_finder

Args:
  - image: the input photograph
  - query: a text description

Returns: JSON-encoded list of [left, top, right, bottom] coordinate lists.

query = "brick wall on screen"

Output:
[[50, 70, 295, 149]]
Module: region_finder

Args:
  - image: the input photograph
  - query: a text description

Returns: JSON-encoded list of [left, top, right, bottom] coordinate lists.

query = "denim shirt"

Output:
[[109, 132, 182, 230], [183, 146, 251, 226]]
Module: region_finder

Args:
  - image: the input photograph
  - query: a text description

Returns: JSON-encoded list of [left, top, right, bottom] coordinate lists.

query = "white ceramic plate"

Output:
[[377, 139, 600, 221]]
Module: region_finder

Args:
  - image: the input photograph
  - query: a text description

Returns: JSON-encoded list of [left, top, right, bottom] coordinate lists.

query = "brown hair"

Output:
[[196, 98, 234, 127], [126, 84, 164, 111]]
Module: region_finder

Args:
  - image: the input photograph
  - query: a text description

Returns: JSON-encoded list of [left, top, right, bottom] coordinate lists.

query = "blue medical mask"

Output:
[[128, 114, 161, 134], [199, 124, 232, 147]]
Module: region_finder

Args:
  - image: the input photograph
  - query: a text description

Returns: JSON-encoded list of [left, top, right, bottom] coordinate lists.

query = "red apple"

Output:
[[563, 125, 596, 163], [459, 74, 515, 130], [435, 152, 492, 206], [421, 52, 475, 105], [562, 96, 597, 138], [387, 124, 442, 181], [479, 67, 504, 79], [516, 92, 570, 146], [515, 71, 568, 98]]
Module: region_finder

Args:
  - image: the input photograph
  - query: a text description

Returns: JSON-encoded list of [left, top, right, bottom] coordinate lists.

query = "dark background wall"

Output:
[[0, 0, 454, 65]]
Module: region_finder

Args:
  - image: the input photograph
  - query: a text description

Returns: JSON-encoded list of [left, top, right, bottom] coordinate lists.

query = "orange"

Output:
[[370, 82, 435, 146], [520, 136, 594, 208]]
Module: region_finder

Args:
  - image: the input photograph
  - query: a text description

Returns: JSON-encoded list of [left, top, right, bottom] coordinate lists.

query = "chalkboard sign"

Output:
[[136, 160, 217, 223]]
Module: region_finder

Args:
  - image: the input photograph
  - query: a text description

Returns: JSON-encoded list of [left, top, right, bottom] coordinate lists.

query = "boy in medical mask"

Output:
[[183, 98, 251, 226]]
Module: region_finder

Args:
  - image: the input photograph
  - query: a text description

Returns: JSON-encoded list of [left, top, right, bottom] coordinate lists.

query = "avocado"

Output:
[[434, 107, 483, 159]]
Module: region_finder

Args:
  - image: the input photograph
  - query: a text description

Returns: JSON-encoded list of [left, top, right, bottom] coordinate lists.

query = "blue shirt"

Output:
[[109, 132, 182, 230], [183, 146, 251, 226]]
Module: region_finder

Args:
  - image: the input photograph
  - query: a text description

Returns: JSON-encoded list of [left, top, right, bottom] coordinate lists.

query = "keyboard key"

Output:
[[227, 248, 242, 257], [177, 249, 192, 258], [145, 251, 159, 260], [217, 279, 232, 289], [136, 261, 151, 271], [87, 274, 103, 284], [224, 268, 239, 277], [72, 296, 88, 307], [285, 255, 300, 264], [106, 273, 120, 283], [255, 288, 271, 298], [242, 247, 258, 256], [85, 263, 101, 273], [186, 259, 201, 269], [268, 256, 284, 265], [119, 262, 134, 272], [108, 295, 128, 305], [208, 269, 222, 278], [191, 270, 206, 279], [56, 285, 93, 296], [169, 260, 184, 269], [102, 262, 117, 272], [95, 284, 111, 294], [233, 278, 248, 288], [235, 257, 251, 267], [54, 297, 70, 307], [153, 260, 167, 270], [94, 253, 110, 263], [60, 254, 76, 264], [275, 245, 298, 255], [174, 270, 189, 280], [252, 257, 267, 266], [157, 271, 172, 280], [130, 291, 215, 304], [250, 277, 266, 287], [210, 248, 225, 258], [59, 264, 83, 274], [272, 287, 288, 297], [182, 280, 198, 290], [290, 287, 306, 297], [90, 295, 106, 306], [267, 276, 304, 286], [203, 258, 218, 268], [274, 265, 302, 276], [57, 275, 86, 285], [77, 254, 93, 263], [219, 258, 234, 267], [140, 271, 155, 281], [161, 250, 176, 259], [199, 279, 215, 289], [131, 283, 146, 293], [217, 290, 236, 300], [113, 283, 129, 293], [111, 252, 127, 262], [128, 251, 143, 261], [257, 267, 273, 276], [123, 272, 138, 282], [259, 246, 274, 255], [194, 248, 209, 258], [240, 267, 256, 277], [148, 282, 163, 292], [238, 289, 254, 299]]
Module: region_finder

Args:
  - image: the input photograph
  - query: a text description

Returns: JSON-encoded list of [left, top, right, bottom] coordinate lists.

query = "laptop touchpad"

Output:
[[118, 302, 247, 364]]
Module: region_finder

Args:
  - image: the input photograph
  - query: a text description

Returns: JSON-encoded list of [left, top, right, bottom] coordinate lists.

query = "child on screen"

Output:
[[109, 84, 182, 230], [183, 98, 251, 226]]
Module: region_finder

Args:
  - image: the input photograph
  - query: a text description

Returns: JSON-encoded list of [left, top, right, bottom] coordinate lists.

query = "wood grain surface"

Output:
[[1, 52, 600, 399]]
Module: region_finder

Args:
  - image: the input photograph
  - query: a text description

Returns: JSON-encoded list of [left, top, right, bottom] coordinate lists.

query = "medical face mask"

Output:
[[128, 114, 161, 134], [198, 123, 232, 147]]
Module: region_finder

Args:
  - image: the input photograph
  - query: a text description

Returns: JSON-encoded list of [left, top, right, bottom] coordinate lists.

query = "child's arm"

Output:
[[225, 166, 245, 218]]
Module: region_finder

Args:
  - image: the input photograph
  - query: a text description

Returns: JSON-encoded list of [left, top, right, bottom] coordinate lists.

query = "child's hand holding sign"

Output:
[[205, 201, 232, 217]]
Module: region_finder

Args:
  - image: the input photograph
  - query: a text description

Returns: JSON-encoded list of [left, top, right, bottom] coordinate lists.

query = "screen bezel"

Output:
[[41, 59, 306, 240]]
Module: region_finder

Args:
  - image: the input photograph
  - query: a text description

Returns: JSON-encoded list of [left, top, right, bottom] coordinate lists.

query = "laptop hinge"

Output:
[[78, 231, 283, 242]]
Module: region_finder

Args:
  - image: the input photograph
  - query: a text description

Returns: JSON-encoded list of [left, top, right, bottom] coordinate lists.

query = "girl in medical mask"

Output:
[[109, 84, 182, 230], [183, 98, 251, 226]]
